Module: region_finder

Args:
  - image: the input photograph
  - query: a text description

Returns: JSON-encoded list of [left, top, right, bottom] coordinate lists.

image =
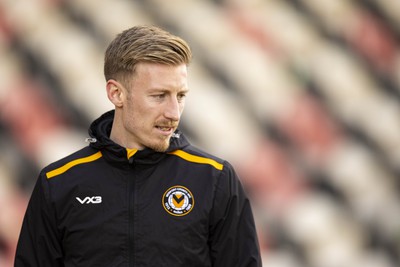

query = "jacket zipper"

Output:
[[128, 159, 135, 267]]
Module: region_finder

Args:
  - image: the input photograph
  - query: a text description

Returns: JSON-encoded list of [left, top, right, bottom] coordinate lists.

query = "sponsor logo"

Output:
[[76, 196, 102, 204], [162, 186, 194, 216]]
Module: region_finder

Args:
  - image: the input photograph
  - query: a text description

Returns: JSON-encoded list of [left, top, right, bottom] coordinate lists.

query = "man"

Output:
[[15, 25, 262, 266]]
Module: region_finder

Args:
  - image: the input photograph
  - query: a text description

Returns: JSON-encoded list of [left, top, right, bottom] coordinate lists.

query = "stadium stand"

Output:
[[0, 0, 399, 266]]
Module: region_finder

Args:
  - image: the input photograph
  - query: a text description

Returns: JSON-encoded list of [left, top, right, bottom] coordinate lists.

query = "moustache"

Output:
[[155, 121, 179, 128]]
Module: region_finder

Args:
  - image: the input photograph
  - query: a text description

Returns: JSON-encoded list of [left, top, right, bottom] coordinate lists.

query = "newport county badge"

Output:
[[162, 185, 194, 216]]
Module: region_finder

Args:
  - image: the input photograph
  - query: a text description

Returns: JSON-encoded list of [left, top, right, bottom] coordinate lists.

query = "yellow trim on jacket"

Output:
[[168, 150, 223, 171], [46, 151, 102, 179]]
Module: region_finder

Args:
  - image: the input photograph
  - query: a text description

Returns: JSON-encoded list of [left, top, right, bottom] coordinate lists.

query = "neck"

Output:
[[109, 114, 144, 150]]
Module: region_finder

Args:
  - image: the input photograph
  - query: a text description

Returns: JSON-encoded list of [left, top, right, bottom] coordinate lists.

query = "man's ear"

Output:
[[106, 79, 124, 107]]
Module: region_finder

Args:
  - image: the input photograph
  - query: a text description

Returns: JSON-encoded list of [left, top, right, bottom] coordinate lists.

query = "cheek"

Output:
[[179, 102, 185, 114], [123, 103, 142, 128]]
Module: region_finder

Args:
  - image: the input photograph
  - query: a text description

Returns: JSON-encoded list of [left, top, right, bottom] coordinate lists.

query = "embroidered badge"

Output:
[[162, 185, 194, 216]]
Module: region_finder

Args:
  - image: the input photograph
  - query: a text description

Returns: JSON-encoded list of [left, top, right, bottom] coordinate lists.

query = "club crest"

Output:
[[162, 185, 194, 216]]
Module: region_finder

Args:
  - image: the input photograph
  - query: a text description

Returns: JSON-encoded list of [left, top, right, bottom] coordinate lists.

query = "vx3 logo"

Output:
[[76, 196, 102, 204]]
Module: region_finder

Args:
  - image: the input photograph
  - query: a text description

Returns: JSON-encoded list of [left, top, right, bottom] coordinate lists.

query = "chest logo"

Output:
[[162, 186, 194, 216], [76, 196, 102, 204]]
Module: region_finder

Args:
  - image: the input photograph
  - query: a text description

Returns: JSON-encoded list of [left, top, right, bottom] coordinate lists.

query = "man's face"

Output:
[[119, 62, 188, 152]]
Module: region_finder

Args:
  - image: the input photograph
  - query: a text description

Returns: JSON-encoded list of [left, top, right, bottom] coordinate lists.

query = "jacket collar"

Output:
[[88, 110, 190, 165]]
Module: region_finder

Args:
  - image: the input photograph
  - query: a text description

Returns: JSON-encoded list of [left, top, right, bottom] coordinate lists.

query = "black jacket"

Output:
[[15, 110, 262, 267]]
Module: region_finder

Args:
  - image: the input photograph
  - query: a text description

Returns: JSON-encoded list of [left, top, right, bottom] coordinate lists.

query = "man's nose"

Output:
[[164, 97, 181, 121]]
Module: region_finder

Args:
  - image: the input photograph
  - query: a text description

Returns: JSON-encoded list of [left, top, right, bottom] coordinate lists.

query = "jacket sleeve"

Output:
[[209, 161, 262, 267], [14, 172, 64, 266]]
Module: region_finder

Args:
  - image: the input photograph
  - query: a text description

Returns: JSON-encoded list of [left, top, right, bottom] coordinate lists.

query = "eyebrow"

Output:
[[148, 88, 189, 94]]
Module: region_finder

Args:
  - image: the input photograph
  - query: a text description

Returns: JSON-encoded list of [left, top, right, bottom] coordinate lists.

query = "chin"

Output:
[[148, 140, 170, 152]]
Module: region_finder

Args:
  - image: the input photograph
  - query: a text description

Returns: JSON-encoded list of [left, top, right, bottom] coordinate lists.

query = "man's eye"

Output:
[[154, 94, 165, 99], [177, 94, 186, 101]]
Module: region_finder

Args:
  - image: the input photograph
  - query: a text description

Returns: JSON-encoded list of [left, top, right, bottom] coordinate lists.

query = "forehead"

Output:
[[131, 62, 188, 90]]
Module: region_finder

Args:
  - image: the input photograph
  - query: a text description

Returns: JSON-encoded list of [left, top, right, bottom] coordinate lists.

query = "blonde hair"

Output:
[[104, 25, 192, 86]]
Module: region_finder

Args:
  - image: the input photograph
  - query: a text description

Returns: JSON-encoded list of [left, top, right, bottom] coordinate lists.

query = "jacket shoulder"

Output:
[[42, 146, 102, 180], [168, 145, 227, 171]]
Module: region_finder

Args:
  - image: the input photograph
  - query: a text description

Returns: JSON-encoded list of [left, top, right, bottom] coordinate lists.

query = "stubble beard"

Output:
[[151, 120, 178, 152], [149, 136, 171, 152]]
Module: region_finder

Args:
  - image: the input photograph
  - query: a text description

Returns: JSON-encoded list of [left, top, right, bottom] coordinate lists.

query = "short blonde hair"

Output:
[[104, 25, 192, 85]]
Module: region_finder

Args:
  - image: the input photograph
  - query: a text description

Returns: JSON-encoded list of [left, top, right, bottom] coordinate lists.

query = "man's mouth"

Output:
[[155, 125, 176, 135], [156, 126, 173, 131]]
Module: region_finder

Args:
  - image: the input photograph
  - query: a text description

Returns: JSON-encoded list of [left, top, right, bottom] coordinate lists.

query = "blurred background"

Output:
[[1, 0, 400, 266]]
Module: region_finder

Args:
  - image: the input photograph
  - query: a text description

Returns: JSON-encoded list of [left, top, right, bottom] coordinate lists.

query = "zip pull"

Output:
[[172, 132, 180, 138]]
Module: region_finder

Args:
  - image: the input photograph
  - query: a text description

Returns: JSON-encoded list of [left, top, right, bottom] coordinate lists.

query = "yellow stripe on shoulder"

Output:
[[46, 151, 102, 179], [168, 150, 223, 171]]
